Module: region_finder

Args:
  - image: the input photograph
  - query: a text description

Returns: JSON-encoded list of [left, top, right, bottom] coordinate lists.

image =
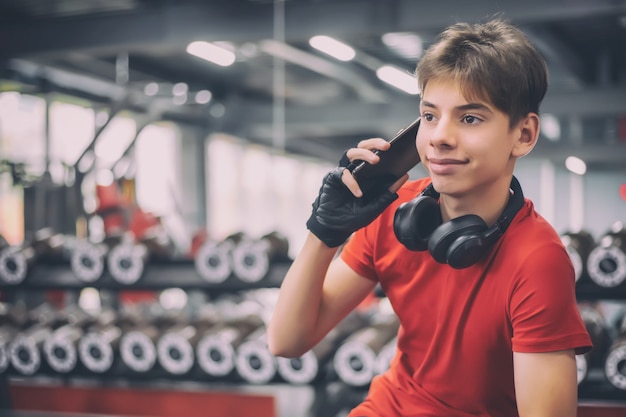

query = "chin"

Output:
[[429, 177, 465, 196]]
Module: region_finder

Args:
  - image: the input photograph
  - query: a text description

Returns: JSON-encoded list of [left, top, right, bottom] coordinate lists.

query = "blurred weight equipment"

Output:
[[106, 241, 149, 285], [276, 310, 367, 385], [9, 303, 67, 375], [119, 306, 183, 373], [194, 232, 245, 284], [0, 326, 16, 374], [231, 231, 290, 283], [560, 230, 595, 283], [107, 227, 177, 285], [604, 313, 626, 391], [332, 312, 400, 387], [234, 326, 277, 384], [374, 336, 397, 376], [587, 223, 626, 288], [78, 309, 128, 373], [43, 305, 96, 373], [0, 228, 70, 285], [71, 234, 124, 283], [156, 306, 220, 375], [0, 303, 21, 374], [577, 304, 612, 384], [196, 313, 265, 379]]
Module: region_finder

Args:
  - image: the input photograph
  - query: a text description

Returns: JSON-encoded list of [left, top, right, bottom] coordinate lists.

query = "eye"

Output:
[[462, 115, 481, 124], [422, 112, 435, 122]]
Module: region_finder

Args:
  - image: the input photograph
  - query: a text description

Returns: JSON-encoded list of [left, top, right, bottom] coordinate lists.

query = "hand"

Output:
[[306, 139, 408, 248]]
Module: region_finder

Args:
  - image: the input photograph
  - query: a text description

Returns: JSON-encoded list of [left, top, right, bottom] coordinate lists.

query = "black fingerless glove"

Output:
[[306, 167, 399, 248]]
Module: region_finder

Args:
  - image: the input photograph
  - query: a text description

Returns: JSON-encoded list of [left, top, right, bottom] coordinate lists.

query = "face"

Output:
[[417, 78, 524, 198]]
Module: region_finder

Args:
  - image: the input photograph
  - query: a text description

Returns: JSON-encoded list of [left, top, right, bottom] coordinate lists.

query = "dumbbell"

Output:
[[604, 314, 626, 391], [119, 326, 159, 374], [231, 231, 290, 283], [332, 313, 400, 387], [234, 326, 277, 384], [156, 305, 220, 376], [78, 309, 125, 374], [196, 313, 265, 379], [276, 310, 368, 385], [9, 303, 66, 375], [194, 232, 245, 284], [560, 230, 595, 283], [0, 228, 69, 285], [43, 305, 96, 374], [586, 225, 626, 288], [107, 228, 178, 285], [0, 325, 17, 374], [119, 307, 184, 373], [70, 234, 123, 283], [576, 304, 612, 385]]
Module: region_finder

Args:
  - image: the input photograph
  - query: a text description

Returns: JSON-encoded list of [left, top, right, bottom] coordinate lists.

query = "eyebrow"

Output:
[[420, 100, 493, 113]]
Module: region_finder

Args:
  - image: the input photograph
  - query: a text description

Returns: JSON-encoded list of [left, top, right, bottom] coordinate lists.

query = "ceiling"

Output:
[[0, 0, 625, 170]]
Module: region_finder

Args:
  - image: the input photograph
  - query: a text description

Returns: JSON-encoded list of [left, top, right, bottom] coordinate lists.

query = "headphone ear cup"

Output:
[[446, 234, 488, 269], [428, 215, 487, 264], [394, 196, 442, 251]]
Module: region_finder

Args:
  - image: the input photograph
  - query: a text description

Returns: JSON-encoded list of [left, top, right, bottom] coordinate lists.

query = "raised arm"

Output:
[[267, 233, 376, 357], [268, 138, 408, 357]]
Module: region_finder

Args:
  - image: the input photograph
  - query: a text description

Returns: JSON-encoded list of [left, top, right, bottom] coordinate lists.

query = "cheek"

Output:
[[416, 132, 428, 153]]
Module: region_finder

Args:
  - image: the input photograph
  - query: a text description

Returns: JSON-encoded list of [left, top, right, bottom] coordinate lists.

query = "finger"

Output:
[[346, 139, 391, 165], [356, 137, 391, 151], [389, 173, 409, 193], [341, 168, 363, 198]]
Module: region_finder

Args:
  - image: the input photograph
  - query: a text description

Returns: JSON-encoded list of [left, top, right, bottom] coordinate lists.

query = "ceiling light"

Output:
[[382, 32, 423, 60], [541, 113, 561, 141], [186, 41, 236, 67], [565, 156, 586, 175], [309, 35, 356, 62], [144, 82, 159, 96], [376, 65, 419, 95], [195, 90, 212, 104], [172, 82, 188, 96]]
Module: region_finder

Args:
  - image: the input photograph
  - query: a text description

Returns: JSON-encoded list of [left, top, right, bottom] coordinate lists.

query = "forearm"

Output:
[[267, 232, 338, 357]]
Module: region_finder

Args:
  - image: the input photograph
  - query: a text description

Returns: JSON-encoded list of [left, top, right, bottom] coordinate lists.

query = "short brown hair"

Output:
[[415, 19, 548, 127]]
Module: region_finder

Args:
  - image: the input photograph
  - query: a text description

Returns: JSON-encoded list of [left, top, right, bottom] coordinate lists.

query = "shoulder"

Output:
[[396, 177, 432, 204], [500, 200, 574, 285]]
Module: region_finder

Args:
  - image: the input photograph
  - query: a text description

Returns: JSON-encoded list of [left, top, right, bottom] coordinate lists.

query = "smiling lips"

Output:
[[427, 157, 468, 175]]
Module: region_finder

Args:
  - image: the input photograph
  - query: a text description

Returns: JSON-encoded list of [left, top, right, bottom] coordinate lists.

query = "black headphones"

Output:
[[393, 176, 524, 269]]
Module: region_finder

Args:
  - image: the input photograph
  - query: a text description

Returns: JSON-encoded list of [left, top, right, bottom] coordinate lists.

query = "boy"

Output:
[[268, 18, 591, 417]]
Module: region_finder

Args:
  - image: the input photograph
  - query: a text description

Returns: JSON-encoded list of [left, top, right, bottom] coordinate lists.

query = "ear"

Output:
[[511, 113, 540, 158]]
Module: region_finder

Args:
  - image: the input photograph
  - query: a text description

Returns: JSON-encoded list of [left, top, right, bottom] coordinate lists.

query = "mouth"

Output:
[[427, 157, 467, 165], [427, 157, 468, 174]]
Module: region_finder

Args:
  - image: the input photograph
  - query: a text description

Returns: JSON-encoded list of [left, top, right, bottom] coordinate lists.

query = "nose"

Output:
[[428, 118, 457, 148]]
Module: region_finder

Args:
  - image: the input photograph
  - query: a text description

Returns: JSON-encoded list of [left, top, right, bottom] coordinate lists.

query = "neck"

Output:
[[438, 175, 514, 227]]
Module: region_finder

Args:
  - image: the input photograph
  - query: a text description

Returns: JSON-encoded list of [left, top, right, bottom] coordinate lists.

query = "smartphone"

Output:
[[348, 118, 421, 190]]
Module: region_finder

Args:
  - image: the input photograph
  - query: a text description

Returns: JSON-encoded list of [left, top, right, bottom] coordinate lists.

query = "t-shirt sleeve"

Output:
[[509, 242, 592, 355], [340, 223, 379, 282]]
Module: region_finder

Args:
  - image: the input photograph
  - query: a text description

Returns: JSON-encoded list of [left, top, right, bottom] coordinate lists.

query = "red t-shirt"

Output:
[[341, 177, 592, 417]]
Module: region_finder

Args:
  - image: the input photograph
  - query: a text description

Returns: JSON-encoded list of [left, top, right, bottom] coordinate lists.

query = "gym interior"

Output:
[[0, 1, 625, 416]]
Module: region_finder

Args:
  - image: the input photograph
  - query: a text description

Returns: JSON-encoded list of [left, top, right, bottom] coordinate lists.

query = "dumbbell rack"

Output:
[[0, 258, 298, 417], [1, 260, 626, 417], [0, 258, 289, 292], [574, 280, 626, 415]]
